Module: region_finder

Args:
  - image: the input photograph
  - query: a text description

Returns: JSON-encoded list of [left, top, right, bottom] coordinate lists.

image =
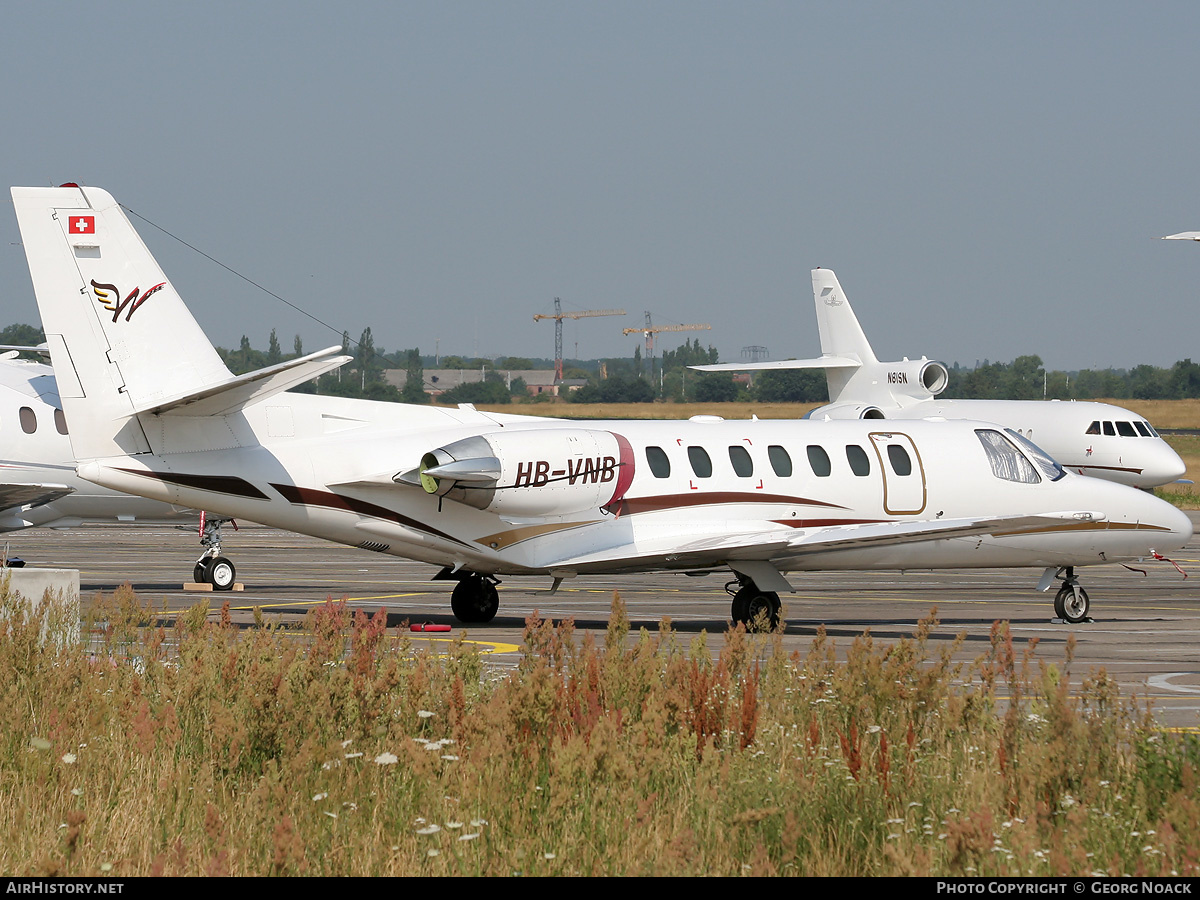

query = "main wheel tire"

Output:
[[745, 591, 781, 632], [451, 577, 499, 624], [731, 587, 752, 625], [208, 556, 236, 591], [1059, 585, 1090, 624], [194, 559, 212, 584]]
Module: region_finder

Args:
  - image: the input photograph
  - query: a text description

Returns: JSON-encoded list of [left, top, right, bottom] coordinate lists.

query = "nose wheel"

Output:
[[1052, 567, 1091, 624]]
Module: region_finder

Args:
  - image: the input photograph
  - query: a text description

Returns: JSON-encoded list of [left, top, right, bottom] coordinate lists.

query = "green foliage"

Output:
[[3, 588, 1197, 876], [0, 323, 46, 359], [753, 368, 828, 403], [570, 374, 655, 403], [435, 380, 512, 405]]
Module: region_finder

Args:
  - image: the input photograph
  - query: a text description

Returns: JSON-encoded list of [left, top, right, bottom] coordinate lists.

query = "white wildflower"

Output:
[[374, 753, 399, 765], [61, 753, 77, 764], [313, 792, 328, 802], [459, 833, 480, 841], [418, 710, 435, 719], [416, 825, 441, 835]]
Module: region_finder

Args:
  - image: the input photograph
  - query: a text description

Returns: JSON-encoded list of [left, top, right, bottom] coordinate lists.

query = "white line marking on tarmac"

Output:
[[1147, 673, 1200, 694]]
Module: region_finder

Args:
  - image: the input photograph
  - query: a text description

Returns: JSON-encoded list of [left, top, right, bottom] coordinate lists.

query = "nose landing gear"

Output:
[[1051, 566, 1091, 624]]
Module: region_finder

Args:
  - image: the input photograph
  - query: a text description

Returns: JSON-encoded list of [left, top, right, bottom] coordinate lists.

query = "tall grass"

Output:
[[0, 584, 1196, 876]]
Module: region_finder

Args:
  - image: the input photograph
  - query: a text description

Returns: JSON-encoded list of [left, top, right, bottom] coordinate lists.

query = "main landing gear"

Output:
[[1051, 566, 1091, 624], [726, 576, 782, 631], [193, 512, 238, 591], [434, 568, 500, 624]]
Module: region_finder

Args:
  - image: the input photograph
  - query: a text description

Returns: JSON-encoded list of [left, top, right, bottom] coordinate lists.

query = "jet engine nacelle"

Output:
[[416, 428, 635, 517], [878, 358, 950, 400], [878, 358, 949, 400]]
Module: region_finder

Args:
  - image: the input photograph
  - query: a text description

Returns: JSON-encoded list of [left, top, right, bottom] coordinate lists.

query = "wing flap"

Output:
[[0, 483, 74, 513]]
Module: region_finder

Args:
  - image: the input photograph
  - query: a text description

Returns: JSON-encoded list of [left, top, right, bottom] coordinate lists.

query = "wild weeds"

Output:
[[0, 587, 1195, 876]]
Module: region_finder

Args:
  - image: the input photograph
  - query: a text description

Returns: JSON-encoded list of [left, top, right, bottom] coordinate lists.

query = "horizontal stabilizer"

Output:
[[691, 355, 860, 373], [0, 483, 74, 513], [135, 346, 351, 417]]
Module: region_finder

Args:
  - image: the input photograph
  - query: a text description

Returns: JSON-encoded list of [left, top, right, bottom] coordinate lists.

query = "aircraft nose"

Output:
[[1139, 440, 1187, 488], [1144, 494, 1194, 552]]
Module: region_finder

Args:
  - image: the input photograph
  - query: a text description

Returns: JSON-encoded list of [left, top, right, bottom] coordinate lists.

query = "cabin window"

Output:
[[19, 407, 36, 434], [768, 445, 792, 477], [1135, 421, 1153, 437], [688, 446, 713, 478], [53, 409, 68, 435], [1005, 428, 1065, 481], [1116, 421, 1137, 437], [728, 445, 753, 477], [886, 444, 913, 476], [975, 429, 1039, 484], [1085, 421, 1100, 435], [846, 445, 871, 476], [645, 446, 671, 478], [806, 445, 831, 477], [1102, 421, 1115, 436]]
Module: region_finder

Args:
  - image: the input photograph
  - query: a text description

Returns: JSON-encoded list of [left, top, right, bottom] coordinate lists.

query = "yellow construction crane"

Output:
[[622, 311, 711, 381], [533, 299, 625, 382]]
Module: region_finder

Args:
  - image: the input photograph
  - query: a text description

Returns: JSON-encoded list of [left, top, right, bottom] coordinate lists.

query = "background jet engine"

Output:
[[886, 358, 949, 399], [414, 428, 635, 517]]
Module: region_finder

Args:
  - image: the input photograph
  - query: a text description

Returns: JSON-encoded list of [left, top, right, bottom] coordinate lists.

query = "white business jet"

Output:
[[11, 186, 1191, 625], [0, 352, 243, 580], [694, 269, 1186, 489]]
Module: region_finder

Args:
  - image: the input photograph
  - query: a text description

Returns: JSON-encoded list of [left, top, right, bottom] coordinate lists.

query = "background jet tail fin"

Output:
[[811, 268, 879, 401], [12, 185, 234, 459]]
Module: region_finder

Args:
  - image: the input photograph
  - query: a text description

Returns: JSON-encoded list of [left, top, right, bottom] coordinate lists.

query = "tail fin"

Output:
[[811, 269, 879, 400], [12, 185, 234, 458], [12, 186, 349, 459]]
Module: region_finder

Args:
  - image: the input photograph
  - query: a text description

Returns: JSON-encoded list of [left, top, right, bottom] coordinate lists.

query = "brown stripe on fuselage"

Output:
[[115, 468, 269, 500], [270, 483, 471, 547], [1063, 463, 1143, 475], [770, 518, 888, 528], [611, 492, 848, 516]]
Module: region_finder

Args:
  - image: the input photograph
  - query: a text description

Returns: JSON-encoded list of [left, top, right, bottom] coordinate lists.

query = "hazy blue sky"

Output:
[[2, 2, 1198, 371]]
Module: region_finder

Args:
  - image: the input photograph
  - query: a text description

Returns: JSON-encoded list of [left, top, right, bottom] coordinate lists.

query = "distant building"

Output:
[[383, 368, 585, 398]]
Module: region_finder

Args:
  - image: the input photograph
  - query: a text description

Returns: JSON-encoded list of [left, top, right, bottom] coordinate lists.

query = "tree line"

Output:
[[4, 322, 1199, 405]]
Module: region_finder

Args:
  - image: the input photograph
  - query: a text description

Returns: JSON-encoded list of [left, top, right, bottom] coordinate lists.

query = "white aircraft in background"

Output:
[[694, 269, 1186, 489], [0, 352, 239, 582], [1161, 232, 1200, 241], [11, 185, 1191, 625]]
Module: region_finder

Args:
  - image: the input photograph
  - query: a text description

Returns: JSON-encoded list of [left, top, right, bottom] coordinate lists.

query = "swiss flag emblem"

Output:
[[69, 216, 95, 234]]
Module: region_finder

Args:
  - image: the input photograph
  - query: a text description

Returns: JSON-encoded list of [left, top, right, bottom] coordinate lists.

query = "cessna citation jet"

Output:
[[11, 186, 1192, 626], [0, 353, 241, 583], [694, 269, 1186, 489]]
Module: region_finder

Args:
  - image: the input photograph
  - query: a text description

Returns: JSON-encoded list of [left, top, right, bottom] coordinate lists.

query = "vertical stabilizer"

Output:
[[811, 269, 878, 401], [12, 186, 233, 460]]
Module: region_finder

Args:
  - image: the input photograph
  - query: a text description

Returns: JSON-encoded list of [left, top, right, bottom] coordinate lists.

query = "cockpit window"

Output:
[[1004, 428, 1066, 482], [1102, 421, 1115, 436], [975, 429, 1040, 484], [1116, 421, 1137, 437], [1134, 421, 1153, 437], [1085, 421, 1101, 435]]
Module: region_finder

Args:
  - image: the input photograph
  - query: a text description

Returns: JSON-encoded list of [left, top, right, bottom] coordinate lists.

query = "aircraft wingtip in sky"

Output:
[[10, 185, 1192, 625]]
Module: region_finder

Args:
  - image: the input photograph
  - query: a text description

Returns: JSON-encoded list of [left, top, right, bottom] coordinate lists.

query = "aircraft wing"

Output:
[[690, 355, 859, 373], [542, 511, 1103, 572], [0, 483, 74, 512]]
